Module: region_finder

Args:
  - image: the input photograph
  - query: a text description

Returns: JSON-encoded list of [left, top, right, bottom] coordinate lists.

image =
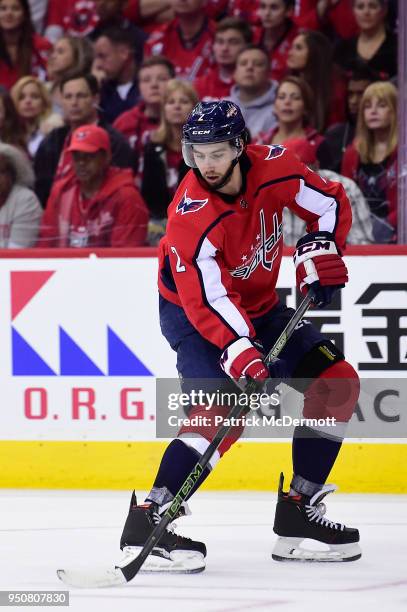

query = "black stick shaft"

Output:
[[120, 293, 313, 581]]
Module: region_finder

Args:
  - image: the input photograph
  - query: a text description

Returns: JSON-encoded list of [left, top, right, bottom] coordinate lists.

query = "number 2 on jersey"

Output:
[[171, 246, 186, 272]]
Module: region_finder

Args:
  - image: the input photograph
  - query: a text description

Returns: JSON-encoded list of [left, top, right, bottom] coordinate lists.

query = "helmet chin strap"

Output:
[[196, 156, 240, 192]]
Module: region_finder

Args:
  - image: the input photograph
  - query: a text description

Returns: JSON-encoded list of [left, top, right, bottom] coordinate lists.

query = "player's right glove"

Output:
[[294, 231, 348, 308], [220, 337, 269, 387]]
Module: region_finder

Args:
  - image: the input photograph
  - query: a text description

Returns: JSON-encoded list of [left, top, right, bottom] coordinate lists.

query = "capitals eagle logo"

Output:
[[176, 190, 208, 215]]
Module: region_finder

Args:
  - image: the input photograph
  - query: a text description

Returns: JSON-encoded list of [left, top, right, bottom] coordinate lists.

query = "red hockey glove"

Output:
[[220, 338, 269, 386], [294, 231, 348, 308]]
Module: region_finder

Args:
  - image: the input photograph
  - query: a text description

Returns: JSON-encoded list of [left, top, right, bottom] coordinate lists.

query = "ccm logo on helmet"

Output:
[[192, 130, 211, 135]]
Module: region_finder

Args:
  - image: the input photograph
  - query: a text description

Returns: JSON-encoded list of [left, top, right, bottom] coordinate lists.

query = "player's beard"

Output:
[[195, 158, 239, 192]]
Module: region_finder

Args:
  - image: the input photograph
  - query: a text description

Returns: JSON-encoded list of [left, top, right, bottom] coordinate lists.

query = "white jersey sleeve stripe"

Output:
[[196, 237, 251, 338], [295, 179, 338, 234]]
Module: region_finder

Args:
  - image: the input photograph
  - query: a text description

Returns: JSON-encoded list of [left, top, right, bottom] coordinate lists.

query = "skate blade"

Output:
[[272, 537, 362, 563], [57, 567, 126, 588], [117, 546, 206, 574]]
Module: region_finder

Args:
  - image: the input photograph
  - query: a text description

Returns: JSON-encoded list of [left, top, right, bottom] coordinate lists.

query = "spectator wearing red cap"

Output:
[[34, 73, 134, 208], [38, 124, 148, 247], [144, 0, 215, 81], [282, 137, 373, 245], [194, 17, 252, 102], [256, 76, 333, 168]]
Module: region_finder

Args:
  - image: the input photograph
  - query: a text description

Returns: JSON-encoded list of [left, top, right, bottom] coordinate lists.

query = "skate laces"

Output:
[[305, 484, 345, 531], [150, 507, 192, 542]]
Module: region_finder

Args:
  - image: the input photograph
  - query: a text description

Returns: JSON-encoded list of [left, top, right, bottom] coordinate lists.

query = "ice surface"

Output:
[[0, 490, 406, 612]]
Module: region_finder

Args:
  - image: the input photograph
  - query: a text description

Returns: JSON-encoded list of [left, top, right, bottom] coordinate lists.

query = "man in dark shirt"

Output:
[[34, 73, 134, 207]]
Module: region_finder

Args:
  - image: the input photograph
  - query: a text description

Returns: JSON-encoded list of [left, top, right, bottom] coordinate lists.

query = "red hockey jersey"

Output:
[[144, 18, 214, 81], [158, 145, 352, 350]]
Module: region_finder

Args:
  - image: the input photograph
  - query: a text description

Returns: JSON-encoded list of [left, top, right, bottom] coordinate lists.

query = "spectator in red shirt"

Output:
[[229, 0, 358, 39], [0, 0, 51, 90], [34, 73, 134, 207], [286, 30, 347, 131], [253, 0, 299, 82], [194, 16, 252, 102], [341, 80, 398, 243], [114, 55, 175, 180], [38, 124, 148, 247], [144, 0, 215, 81], [293, 0, 358, 39], [256, 75, 333, 168], [45, 1, 146, 62], [141, 79, 198, 244]]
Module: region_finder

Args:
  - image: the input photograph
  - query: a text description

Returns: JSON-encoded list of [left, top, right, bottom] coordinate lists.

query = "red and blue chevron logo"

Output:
[[10, 271, 153, 377]]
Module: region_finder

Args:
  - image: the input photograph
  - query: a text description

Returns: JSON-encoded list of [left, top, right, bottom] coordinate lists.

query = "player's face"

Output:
[[16, 82, 45, 121], [353, 0, 386, 32], [234, 50, 269, 90], [213, 29, 246, 67], [347, 79, 371, 117], [192, 143, 237, 186], [363, 96, 392, 130], [287, 35, 308, 71], [0, 0, 24, 30], [257, 0, 289, 30], [164, 90, 195, 126], [48, 38, 74, 78], [274, 81, 305, 125], [139, 65, 172, 105]]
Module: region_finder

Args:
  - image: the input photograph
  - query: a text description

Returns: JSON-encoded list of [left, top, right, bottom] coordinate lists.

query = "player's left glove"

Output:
[[294, 231, 348, 308]]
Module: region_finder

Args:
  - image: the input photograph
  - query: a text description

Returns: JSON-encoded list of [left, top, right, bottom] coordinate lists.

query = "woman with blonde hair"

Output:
[[141, 79, 198, 244], [11, 76, 63, 157], [341, 80, 397, 243]]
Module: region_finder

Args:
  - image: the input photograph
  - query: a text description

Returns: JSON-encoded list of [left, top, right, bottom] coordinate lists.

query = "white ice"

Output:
[[0, 490, 406, 612]]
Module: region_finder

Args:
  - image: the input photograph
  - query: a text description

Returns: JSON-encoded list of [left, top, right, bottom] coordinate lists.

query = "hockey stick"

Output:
[[57, 292, 313, 588]]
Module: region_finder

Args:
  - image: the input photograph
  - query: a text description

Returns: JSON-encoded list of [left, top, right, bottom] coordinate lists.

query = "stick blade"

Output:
[[57, 567, 126, 588]]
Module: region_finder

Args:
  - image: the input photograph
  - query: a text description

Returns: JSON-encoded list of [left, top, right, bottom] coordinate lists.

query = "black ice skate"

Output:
[[117, 492, 207, 573], [272, 473, 361, 562]]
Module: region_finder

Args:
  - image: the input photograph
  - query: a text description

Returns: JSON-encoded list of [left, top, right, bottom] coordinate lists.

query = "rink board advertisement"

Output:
[[0, 249, 406, 491]]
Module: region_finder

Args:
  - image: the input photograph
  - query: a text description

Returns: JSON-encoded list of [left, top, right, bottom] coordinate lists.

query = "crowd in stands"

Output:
[[0, 0, 400, 247]]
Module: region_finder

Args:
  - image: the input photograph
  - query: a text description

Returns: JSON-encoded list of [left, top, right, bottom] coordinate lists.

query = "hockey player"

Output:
[[119, 100, 361, 572]]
